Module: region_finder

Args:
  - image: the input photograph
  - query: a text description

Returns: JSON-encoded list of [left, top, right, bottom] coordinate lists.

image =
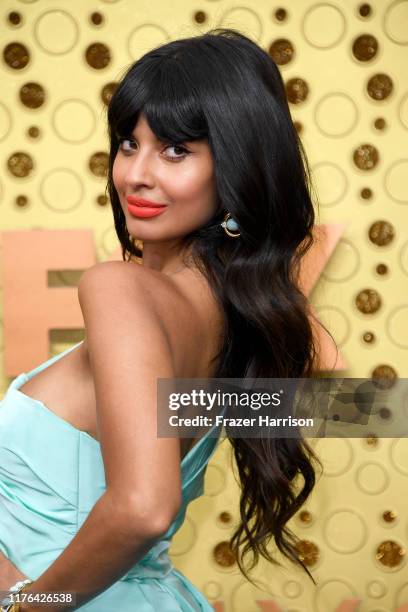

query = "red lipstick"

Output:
[[126, 195, 167, 219]]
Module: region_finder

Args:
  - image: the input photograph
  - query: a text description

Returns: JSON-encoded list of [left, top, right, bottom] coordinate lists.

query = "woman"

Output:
[[0, 28, 329, 611]]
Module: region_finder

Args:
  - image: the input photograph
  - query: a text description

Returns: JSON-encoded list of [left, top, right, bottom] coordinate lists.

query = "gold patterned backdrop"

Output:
[[1, 1, 408, 610]]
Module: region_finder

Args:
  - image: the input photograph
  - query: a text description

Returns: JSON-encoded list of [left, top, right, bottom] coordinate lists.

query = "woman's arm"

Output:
[[19, 262, 183, 611]]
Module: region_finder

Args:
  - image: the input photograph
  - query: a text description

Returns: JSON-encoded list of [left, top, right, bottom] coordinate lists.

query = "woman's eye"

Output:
[[118, 138, 136, 153], [163, 144, 189, 161], [118, 138, 189, 161]]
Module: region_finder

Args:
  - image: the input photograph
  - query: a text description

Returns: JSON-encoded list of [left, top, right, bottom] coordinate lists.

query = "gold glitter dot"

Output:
[[90, 12, 104, 26], [365, 433, 378, 446], [274, 8, 287, 22], [7, 152, 34, 177], [89, 151, 109, 177], [379, 407, 391, 420], [363, 331, 375, 343], [376, 540, 405, 567], [376, 263, 388, 275], [285, 78, 309, 104], [367, 74, 393, 101], [368, 220, 394, 246], [299, 510, 312, 523], [353, 143, 379, 170], [85, 42, 111, 69], [96, 194, 108, 206], [374, 117, 386, 130], [16, 195, 28, 207], [268, 38, 295, 65], [352, 34, 378, 62], [218, 511, 232, 524], [27, 126, 40, 138], [359, 3, 372, 18], [295, 540, 319, 566], [293, 121, 303, 134], [194, 11, 206, 24], [382, 510, 396, 523], [371, 364, 397, 390], [355, 288, 381, 314], [8, 11, 22, 26], [101, 82, 118, 106], [213, 541, 236, 567], [361, 187, 373, 199], [3, 42, 30, 70], [19, 82, 46, 109]]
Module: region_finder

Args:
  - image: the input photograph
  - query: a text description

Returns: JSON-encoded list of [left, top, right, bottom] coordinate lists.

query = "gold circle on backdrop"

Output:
[[382, 509, 397, 523], [301, 3, 346, 49], [399, 240, 408, 276], [383, 0, 408, 45], [219, 7, 263, 41], [194, 11, 207, 24], [313, 306, 350, 347], [368, 220, 395, 246], [268, 38, 295, 65], [39, 168, 83, 212], [7, 151, 34, 177], [126, 24, 169, 61], [323, 508, 368, 553], [101, 82, 118, 106], [315, 437, 354, 476], [358, 3, 373, 18], [390, 438, 408, 475], [274, 8, 288, 22], [295, 540, 320, 566], [8, 11, 22, 26], [353, 143, 379, 170], [285, 77, 309, 104], [33, 9, 79, 55], [3, 42, 30, 70], [366, 73, 394, 100], [398, 92, 408, 130], [371, 364, 398, 389], [311, 162, 348, 206], [19, 82, 46, 108], [386, 306, 408, 348], [384, 159, 408, 203], [355, 461, 390, 495], [375, 540, 405, 568], [314, 93, 359, 138], [52, 99, 96, 143], [85, 42, 111, 69], [212, 541, 237, 568], [314, 579, 358, 612], [88, 151, 109, 177], [366, 579, 387, 599], [322, 240, 360, 282], [90, 12, 104, 26], [362, 331, 375, 343], [0, 103, 12, 141], [352, 34, 379, 62]]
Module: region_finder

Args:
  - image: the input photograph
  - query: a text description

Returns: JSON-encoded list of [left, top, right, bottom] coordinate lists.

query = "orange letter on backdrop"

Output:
[[0, 229, 100, 376]]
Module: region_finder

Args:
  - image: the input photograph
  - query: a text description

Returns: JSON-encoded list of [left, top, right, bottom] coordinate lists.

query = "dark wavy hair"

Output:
[[105, 28, 336, 586]]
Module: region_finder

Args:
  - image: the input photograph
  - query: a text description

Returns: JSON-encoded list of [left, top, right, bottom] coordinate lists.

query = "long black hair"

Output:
[[105, 28, 335, 586]]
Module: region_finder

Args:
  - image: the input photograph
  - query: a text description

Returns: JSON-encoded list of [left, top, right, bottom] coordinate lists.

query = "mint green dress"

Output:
[[0, 342, 221, 611]]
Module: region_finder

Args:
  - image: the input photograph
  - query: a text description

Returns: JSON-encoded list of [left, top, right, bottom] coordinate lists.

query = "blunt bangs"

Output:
[[108, 55, 208, 145]]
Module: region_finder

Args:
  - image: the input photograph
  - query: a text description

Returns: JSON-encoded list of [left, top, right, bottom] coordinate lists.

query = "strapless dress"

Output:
[[0, 341, 222, 610]]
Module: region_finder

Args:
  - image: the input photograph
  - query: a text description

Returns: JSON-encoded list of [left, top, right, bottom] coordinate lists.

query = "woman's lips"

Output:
[[126, 195, 167, 218]]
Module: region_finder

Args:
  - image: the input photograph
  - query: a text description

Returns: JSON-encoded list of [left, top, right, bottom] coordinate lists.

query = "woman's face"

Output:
[[112, 112, 218, 243]]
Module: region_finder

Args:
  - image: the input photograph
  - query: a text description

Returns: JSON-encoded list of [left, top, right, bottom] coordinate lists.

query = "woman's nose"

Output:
[[124, 151, 156, 188]]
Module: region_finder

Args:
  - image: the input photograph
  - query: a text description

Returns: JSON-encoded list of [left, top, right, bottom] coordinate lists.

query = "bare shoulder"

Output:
[[79, 260, 199, 318], [78, 261, 222, 377]]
